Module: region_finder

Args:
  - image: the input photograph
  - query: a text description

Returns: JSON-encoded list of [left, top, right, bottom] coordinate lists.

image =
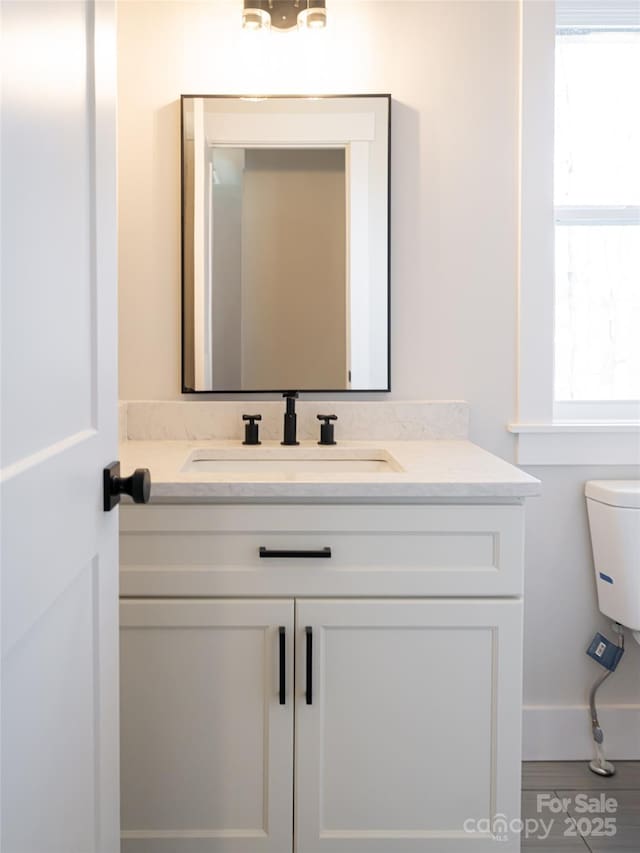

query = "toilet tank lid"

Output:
[[585, 480, 640, 509]]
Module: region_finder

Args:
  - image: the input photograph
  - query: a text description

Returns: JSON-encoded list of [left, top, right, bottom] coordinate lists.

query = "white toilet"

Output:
[[586, 480, 640, 645]]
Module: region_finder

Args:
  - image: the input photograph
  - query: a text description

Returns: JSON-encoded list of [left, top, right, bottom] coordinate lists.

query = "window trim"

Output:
[[556, 0, 640, 30], [555, 206, 640, 226], [510, 0, 640, 466]]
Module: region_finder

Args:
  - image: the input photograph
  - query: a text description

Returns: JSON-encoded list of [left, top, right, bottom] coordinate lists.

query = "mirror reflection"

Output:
[[182, 95, 390, 393]]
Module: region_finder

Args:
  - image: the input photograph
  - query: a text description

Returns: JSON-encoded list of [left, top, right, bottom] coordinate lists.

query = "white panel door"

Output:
[[120, 599, 295, 853], [295, 599, 523, 853], [0, 2, 119, 851]]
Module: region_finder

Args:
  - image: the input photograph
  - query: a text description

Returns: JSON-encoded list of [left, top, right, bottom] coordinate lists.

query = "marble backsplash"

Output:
[[120, 400, 469, 442]]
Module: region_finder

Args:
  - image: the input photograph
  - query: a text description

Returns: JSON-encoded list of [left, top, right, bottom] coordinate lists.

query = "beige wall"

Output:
[[117, 0, 640, 753]]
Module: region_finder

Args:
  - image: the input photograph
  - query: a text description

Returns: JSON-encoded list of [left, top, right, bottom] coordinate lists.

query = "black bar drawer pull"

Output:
[[259, 547, 331, 559], [305, 626, 313, 705], [278, 627, 286, 705]]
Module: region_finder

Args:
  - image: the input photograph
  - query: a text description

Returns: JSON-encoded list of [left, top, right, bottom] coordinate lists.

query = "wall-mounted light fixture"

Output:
[[242, 1, 327, 32]]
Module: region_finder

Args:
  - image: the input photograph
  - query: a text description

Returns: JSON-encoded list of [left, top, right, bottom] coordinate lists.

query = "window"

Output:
[[554, 8, 640, 417], [512, 0, 640, 464]]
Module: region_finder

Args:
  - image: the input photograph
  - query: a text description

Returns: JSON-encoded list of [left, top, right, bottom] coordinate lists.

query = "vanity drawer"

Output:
[[120, 503, 524, 598]]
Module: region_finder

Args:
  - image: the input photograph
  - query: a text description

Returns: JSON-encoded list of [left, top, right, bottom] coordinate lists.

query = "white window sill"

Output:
[[508, 422, 640, 466]]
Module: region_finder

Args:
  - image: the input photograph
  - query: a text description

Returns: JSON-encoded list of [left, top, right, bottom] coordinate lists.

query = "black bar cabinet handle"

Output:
[[259, 547, 331, 559], [278, 627, 286, 705], [305, 626, 313, 705]]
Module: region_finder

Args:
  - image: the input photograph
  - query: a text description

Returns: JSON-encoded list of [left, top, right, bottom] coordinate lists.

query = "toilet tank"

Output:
[[586, 480, 640, 631]]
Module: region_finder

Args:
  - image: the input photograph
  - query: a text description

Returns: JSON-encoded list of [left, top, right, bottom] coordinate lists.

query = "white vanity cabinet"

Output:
[[295, 598, 522, 853], [120, 599, 295, 853], [120, 503, 525, 853]]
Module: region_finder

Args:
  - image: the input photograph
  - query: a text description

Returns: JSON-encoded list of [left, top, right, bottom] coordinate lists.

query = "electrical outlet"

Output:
[[586, 632, 624, 672]]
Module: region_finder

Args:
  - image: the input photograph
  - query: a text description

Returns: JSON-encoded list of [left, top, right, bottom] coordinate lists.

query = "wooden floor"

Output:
[[522, 762, 640, 851]]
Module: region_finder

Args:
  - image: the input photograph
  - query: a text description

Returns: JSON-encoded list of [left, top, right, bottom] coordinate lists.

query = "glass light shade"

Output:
[[298, 1, 327, 29], [242, 2, 271, 30]]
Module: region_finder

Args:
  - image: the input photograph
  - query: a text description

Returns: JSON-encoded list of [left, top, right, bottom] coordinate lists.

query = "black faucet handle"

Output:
[[242, 414, 262, 446], [317, 414, 338, 446], [281, 392, 299, 445]]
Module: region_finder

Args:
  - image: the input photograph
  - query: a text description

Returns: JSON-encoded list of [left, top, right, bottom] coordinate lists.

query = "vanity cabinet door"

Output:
[[120, 599, 294, 853], [294, 599, 523, 853]]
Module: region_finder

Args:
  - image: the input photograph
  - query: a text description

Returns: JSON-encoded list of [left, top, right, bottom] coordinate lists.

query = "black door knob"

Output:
[[103, 461, 151, 511]]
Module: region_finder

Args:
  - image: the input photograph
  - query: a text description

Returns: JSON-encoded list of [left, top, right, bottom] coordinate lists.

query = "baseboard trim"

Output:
[[523, 705, 640, 760]]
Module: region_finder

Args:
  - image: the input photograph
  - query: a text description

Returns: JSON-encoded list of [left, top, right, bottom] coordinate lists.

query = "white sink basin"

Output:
[[181, 447, 403, 476]]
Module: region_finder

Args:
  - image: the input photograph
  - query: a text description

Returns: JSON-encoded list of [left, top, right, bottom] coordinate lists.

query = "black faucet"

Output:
[[281, 391, 300, 446]]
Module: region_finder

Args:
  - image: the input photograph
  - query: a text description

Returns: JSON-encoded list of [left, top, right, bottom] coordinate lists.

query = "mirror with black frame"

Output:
[[181, 94, 390, 393]]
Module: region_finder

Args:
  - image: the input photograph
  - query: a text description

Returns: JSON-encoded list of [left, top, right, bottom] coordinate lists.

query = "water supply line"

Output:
[[588, 622, 624, 777]]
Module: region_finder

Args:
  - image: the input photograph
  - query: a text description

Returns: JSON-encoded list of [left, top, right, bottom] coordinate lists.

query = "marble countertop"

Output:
[[119, 439, 541, 502]]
